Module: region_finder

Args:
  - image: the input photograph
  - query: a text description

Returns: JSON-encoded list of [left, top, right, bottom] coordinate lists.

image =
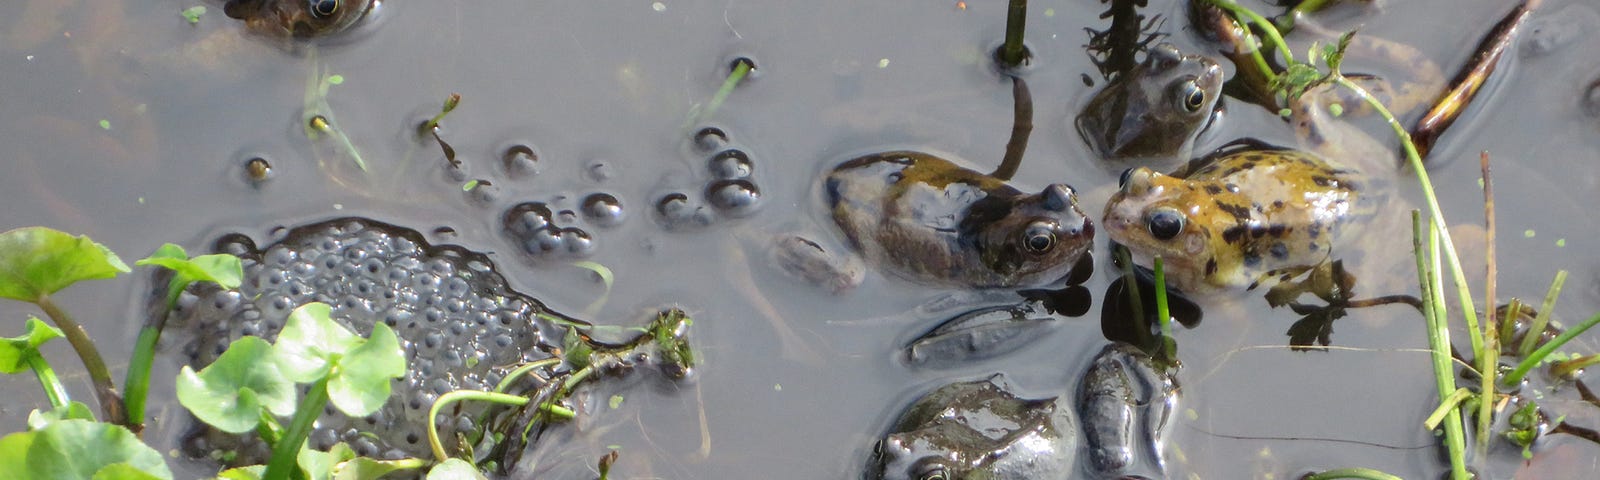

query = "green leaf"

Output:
[[0, 227, 130, 302], [215, 466, 264, 480], [176, 336, 295, 433], [179, 6, 206, 24], [92, 463, 168, 480], [333, 456, 421, 480], [1, 317, 63, 373], [425, 459, 487, 480], [27, 401, 96, 430], [326, 322, 406, 417], [298, 442, 356, 480], [0, 419, 173, 480], [274, 303, 360, 383], [136, 244, 243, 307]]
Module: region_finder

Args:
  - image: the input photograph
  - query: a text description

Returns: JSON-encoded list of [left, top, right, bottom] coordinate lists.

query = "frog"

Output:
[[868, 374, 1078, 480], [1098, 25, 1456, 294], [1076, 42, 1226, 166], [825, 151, 1094, 288], [222, 0, 379, 38], [777, 76, 1094, 290]]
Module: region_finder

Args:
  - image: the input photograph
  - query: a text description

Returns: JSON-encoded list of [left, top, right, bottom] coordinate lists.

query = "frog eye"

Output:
[[1118, 168, 1135, 188], [1023, 222, 1056, 254], [307, 0, 339, 18], [1176, 79, 1207, 113], [1145, 207, 1185, 241], [917, 466, 949, 480]]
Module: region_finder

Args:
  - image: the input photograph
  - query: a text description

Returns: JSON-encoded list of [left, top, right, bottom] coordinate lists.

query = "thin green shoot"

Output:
[[1152, 256, 1174, 362], [1502, 311, 1600, 387], [421, 93, 461, 135], [1203, 0, 1295, 83], [1112, 246, 1151, 348], [1520, 270, 1567, 357], [261, 376, 329, 480], [1424, 387, 1475, 430], [302, 56, 368, 172], [1301, 467, 1403, 480], [425, 390, 572, 462], [693, 58, 754, 126], [127, 244, 242, 429], [1476, 152, 1499, 452]]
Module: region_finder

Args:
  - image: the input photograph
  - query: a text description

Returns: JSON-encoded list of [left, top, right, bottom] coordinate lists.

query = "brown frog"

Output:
[[223, 0, 379, 38], [1077, 43, 1226, 165]]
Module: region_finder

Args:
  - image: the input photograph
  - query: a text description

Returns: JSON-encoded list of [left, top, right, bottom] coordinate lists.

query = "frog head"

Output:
[[225, 0, 376, 38], [1102, 167, 1220, 292], [1077, 43, 1225, 163], [965, 184, 1094, 287]]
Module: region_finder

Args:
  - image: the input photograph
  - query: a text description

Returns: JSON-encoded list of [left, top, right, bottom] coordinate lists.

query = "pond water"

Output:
[[2, 0, 1599, 478]]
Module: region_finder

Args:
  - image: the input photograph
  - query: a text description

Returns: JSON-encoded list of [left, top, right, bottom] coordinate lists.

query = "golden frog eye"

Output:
[[918, 466, 948, 480], [308, 0, 339, 18], [1145, 207, 1185, 241], [1023, 222, 1056, 254], [1176, 78, 1206, 113], [1118, 168, 1135, 189]]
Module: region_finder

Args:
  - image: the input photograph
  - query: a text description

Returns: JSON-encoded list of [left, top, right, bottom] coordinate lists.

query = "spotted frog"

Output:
[[1100, 37, 1443, 294], [824, 151, 1093, 288], [869, 374, 1077, 480], [223, 0, 378, 38], [1077, 43, 1225, 165]]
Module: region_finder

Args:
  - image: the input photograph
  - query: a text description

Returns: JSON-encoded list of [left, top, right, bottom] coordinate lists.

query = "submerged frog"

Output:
[[1077, 43, 1225, 165], [780, 76, 1093, 290], [826, 151, 1093, 288], [869, 374, 1077, 480], [223, 0, 379, 38]]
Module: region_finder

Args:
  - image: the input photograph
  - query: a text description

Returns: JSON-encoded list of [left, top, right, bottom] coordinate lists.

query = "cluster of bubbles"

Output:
[[166, 218, 559, 462], [653, 126, 764, 230]]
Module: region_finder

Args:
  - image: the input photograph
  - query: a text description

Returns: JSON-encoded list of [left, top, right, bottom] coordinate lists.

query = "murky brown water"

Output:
[[2, 0, 1599, 478]]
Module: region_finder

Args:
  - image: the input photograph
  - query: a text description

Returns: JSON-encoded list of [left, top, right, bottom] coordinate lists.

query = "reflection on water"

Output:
[[1, 0, 1599, 478]]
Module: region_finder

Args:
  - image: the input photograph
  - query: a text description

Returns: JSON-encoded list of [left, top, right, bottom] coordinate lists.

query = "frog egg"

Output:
[[502, 144, 540, 178], [655, 192, 717, 230], [244, 157, 273, 183], [705, 179, 762, 217], [466, 180, 500, 205], [693, 126, 731, 152], [581, 193, 626, 227], [707, 149, 755, 180], [560, 228, 596, 256], [502, 202, 555, 235]]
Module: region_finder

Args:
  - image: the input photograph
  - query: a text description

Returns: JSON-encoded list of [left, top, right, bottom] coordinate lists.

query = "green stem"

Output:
[[493, 358, 561, 393], [1414, 212, 1469, 480], [25, 352, 69, 409], [256, 409, 285, 446], [1520, 270, 1567, 357], [36, 294, 124, 427], [122, 326, 160, 431], [1274, 0, 1334, 33], [1302, 467, 1404, 480], [1503, 311, 1600, 387], [1333, 75, 1485, 362], [426, 390, 573, 462], [263, 376, 330, 480], [1551, 354, 1600, 380], [1207, 0, 1295, 67], [1153, 256, 1174, 361], [1000, 0, 1028, 68]]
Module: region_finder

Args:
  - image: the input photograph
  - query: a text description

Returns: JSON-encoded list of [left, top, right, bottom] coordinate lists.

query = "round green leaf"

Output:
[[274, 303, 360, 383], [327, 322, 406, 417], [0, 227, 130, 302], [176, 336, 295, 432], [0, 419, 172, 480], [425, 459, 487, 480], [26, 401, 96, 430]]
